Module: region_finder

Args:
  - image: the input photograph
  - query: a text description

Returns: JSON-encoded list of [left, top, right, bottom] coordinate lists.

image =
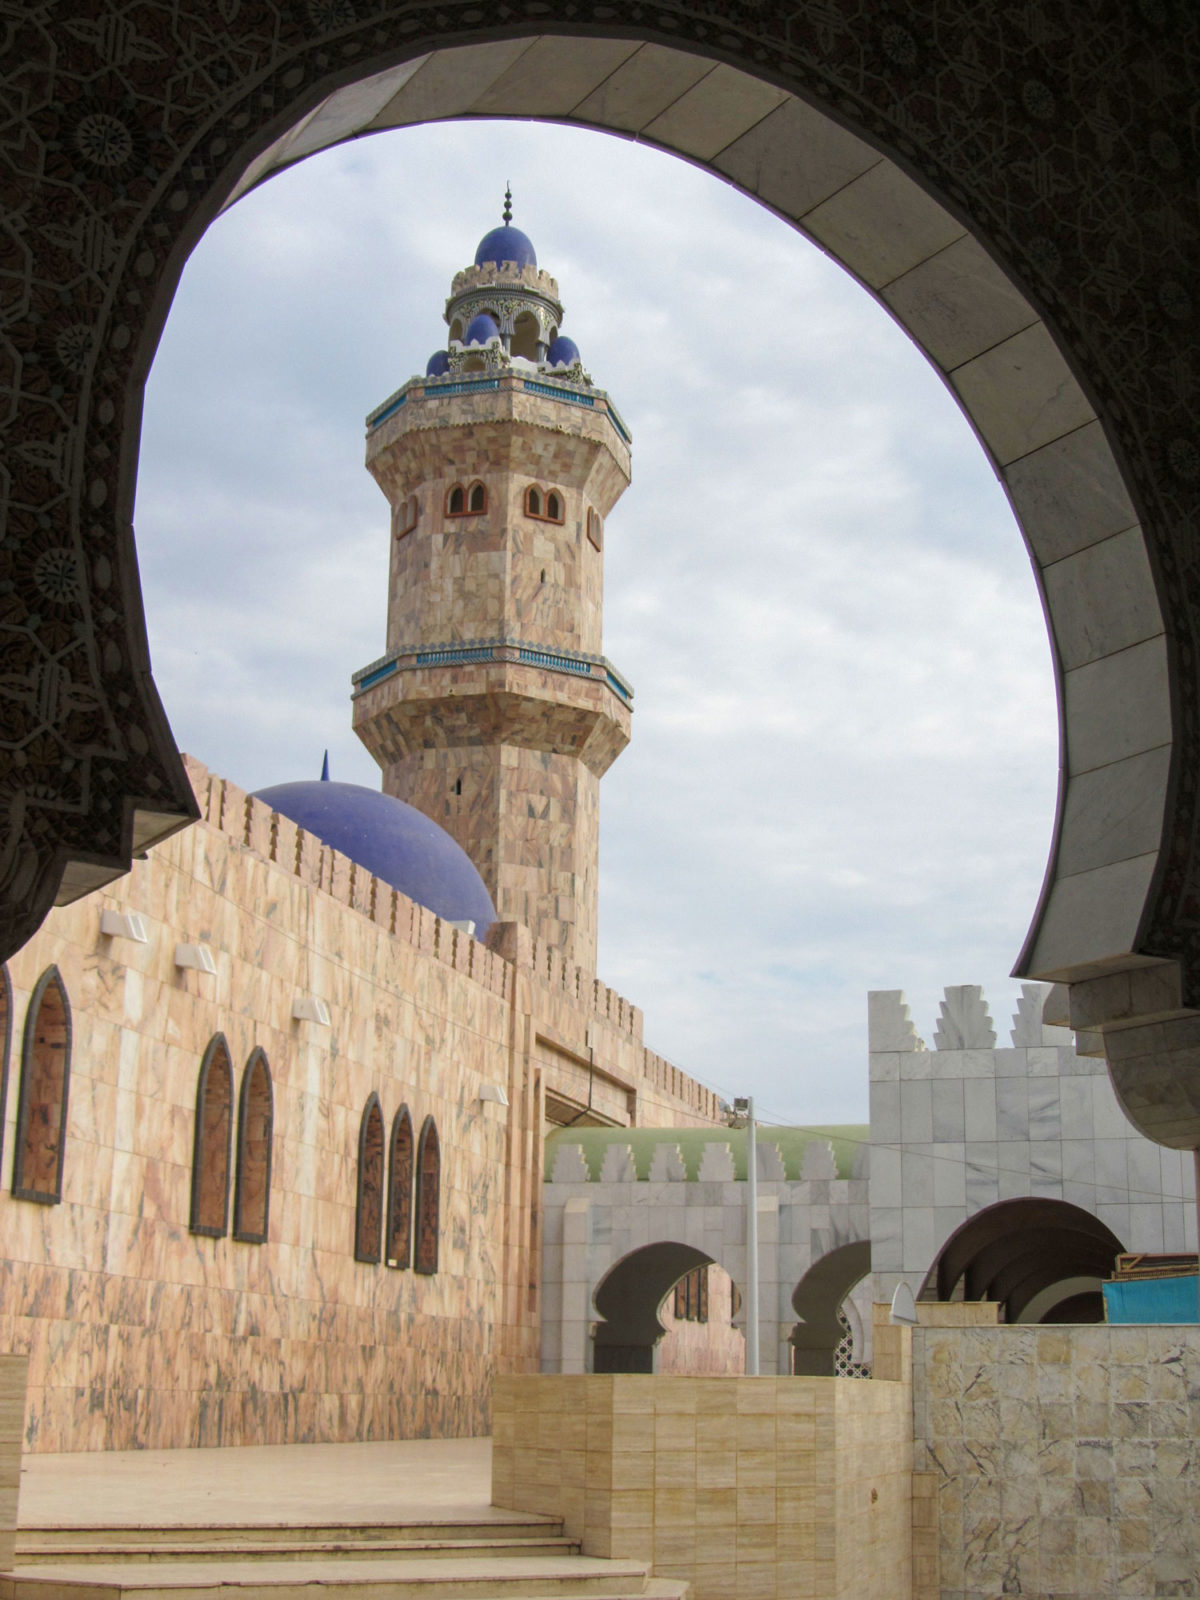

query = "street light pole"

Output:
[[734, 1096, 759, 1376]]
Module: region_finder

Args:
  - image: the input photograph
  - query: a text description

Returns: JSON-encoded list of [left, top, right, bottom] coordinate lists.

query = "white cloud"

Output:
[[136, 119, 1059, 1125]]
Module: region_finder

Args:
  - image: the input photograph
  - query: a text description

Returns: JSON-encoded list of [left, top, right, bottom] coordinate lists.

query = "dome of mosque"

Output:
[[425, 349, 451, 377], [464, 312, 500, 346], [474, 224, 537, 271], [546, 335, 580, 368], [254, 779, 496, 933]]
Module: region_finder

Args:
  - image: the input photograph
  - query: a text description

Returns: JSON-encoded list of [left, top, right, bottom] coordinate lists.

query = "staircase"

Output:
[[7, 1514, 688, 1598]]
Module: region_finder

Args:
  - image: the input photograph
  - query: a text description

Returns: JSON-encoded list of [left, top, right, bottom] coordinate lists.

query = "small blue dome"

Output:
[[474, 225, 537, 271], [546, 335, 580, 368], [426, 349, 450, 377], [254, 780, 496, 934], [464, 312, 500, 347]]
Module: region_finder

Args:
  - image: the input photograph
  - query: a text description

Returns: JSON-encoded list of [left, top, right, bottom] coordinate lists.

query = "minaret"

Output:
[[352, 197, 633, 976]]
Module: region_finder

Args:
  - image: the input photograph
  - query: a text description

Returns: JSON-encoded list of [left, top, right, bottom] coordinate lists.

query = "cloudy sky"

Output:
[[135, 119, 1060, 1126]]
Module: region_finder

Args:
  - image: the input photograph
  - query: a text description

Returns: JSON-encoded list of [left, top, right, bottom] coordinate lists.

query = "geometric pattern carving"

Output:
[[233, 1048, 273, 1245], [387, 1103, 414, 1269], [190, 1034, 234, 1238], [355, 1093, 385, 1266], [414, 1113, 440, 1276], [12, 966, 71, 1205]]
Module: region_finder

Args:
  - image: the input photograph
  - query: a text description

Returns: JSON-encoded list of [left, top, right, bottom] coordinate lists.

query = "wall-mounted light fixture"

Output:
[[99, 909, 148, 943], [478, 1083, 509, 1107], [447, 919, 476, 937], [292, 995, 332, 1026], [174, 942, 217, 975], [889, 1282, 918, 1326]]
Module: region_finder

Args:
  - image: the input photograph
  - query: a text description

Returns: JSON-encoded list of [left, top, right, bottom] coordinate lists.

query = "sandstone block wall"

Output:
[[0, 759, 720, 1452]]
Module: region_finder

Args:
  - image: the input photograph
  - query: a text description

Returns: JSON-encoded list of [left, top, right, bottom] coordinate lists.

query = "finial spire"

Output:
[[320, 749, 330, 782], [502, 183, 512, 225]]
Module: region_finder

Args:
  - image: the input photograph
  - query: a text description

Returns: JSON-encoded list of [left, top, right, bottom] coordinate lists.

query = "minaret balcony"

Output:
[[365, 369, 632, 453]]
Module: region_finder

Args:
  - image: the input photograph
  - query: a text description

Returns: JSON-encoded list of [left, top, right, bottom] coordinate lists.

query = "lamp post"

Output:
[[732, 1096, 759, 1376]]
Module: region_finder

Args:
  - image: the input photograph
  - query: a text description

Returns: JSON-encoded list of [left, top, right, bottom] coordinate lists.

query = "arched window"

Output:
[[355, 1094, 384, 1264], [414, 1114, 440, 1276], [13, 966, 71, 1204], [546, 490, 563, 523], [387, 1104, 414, 1269], [525, 486, 542, 517], [468, 481, 486, 514], [511, 310, 539, 361], [396, 494, 418, 539], [0, 966, 12, 1172], [447, 484, 465, 516], [190, 1035, 234, 1237], [233, 1048, 272, 1243], [448, 318, 463, 344], [587, 508, 603, 551]]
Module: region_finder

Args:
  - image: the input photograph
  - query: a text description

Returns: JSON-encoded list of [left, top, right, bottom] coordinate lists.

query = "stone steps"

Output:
[[5, 1517, 688, 1600], [0, 1551, 677, 1598], [16, 1534, 579, 1565]]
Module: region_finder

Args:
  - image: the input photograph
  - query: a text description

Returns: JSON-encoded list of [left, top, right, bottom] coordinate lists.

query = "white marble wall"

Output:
[[541, 1136, 870, 1376], [868, 982, 1197, 1305]]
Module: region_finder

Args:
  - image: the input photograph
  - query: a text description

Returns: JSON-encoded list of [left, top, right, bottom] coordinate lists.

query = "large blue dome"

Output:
[[474, 225, 537, 271], [254, 780, 496, 933]]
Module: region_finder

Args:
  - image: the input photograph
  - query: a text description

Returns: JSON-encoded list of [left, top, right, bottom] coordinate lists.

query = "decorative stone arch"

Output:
[[925, 1197, 1125, 1324], [4, 12, 1199, 1139], [190, 1034, 235, 1238], [354, 1092, 385, 1265], [592, 1241, 724, 1374], [233, 1048, 273, 1245], [789, 1238, 872, 1376], [414, 1113, 440, 1276], [12, 966, 72, 1205], [387, 1103, 414, 1269]]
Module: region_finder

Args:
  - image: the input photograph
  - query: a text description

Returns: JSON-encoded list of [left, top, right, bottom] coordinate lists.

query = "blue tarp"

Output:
[[1102, 1275, 1199, 1324]]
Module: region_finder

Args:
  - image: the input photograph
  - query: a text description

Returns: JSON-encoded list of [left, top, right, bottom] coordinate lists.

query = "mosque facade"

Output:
[[0, 207, 1193, 1470], [0, 213, 725, 1454]]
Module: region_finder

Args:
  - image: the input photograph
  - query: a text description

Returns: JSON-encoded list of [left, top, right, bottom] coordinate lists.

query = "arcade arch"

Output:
[[592, 1241, 728, 1374], [925, 1198, 1125, 1325], [5, 18, 1196, 1148]]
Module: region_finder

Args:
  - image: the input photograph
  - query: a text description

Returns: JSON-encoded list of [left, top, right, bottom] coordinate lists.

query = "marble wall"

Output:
[[0, 760, 721, 1452], [913, 1322, 1200, 1599], [868, 984, 1197, 1306]]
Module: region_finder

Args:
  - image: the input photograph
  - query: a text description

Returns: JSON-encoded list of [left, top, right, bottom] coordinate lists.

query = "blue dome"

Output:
[[426, 349, 450, 377], [546, 335, 580, 368], [254, 780, 496, 934], [464, 312, 500, 347], [474, 225, 537, 271]]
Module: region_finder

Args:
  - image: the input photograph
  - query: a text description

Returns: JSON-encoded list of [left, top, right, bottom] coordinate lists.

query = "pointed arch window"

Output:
[[414, 1114, 440, 1276], [0, 966, 11, 1173], [545, 490, 563, 523], [525, 485, 565, 525], [233, 1048, 272, 1244], [468, 481, 487, 514], [190, 1035, 234, 1237], [447, 484, 465, 516], [387, 1104, 414, 1269], [525, 486, 542, 517], [13, 966, 71, 1204], [396, 494, 419, 539], [355, 1094, 385, 1264]]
